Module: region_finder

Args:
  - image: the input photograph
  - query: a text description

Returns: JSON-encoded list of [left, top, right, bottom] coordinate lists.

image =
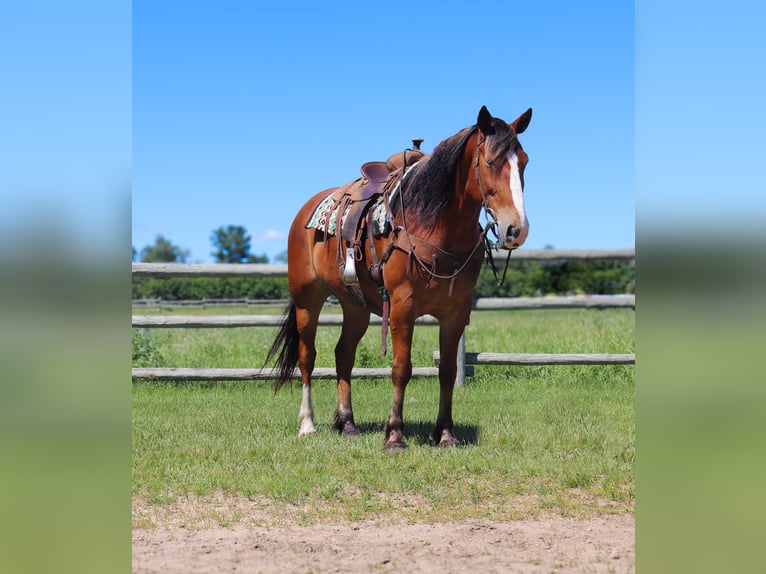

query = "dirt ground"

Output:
[[133, 497, 634, 573]]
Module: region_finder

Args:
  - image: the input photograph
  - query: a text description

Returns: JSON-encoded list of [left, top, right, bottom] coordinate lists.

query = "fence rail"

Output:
[[132, 314, 440, 328], [132, 298, 291, 308], [133, 294, 637, 310], [433, 352, 635, 366], [131, 262, 286, 277], [131, 248, 635, 278], [132, 367, 450, 381], [132, 295, 634, 328], [131, 249, 635, 382]]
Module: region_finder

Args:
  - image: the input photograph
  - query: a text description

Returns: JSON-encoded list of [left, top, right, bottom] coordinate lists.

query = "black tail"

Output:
[[263, 299, 299, 391]]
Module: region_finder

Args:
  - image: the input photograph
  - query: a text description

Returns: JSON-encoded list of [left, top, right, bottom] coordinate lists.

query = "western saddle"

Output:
[[317, 138, 423, 280]]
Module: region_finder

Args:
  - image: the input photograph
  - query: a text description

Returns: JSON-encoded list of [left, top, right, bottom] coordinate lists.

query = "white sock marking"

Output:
[[298, 384, 316, 435]]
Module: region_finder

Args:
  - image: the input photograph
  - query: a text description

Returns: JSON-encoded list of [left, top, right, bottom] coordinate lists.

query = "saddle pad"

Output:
[[305, 194, 345, 236], [305, 192, 389, 237], [370, 200, 389, 236]]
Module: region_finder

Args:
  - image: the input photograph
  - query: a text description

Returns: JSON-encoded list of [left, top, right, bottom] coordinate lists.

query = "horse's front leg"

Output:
[[433, 316, 470, 447], [383, 297, 415, 450]]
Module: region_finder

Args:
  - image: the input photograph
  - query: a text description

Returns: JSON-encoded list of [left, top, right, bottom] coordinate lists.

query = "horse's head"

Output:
[[473, 105, 532, 250]]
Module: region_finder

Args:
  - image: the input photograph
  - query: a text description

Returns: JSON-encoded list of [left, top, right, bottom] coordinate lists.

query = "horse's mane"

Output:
[[399, 120, 516, 226], [398, 126, 476, 225]]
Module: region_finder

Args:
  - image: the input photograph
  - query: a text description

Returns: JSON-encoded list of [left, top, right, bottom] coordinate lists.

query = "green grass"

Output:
[[132, 308, 634, 523], [133, 306, 634, 367]]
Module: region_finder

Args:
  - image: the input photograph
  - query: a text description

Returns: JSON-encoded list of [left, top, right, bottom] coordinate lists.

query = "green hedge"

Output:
[[474, 258, 635, 298], [132, 276, 290, 300], [132, 259, 634, 301]]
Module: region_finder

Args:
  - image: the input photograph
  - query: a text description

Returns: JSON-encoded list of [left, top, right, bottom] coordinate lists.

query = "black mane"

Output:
[[398, 126, 476, 225], [399, 120, 517, 226]]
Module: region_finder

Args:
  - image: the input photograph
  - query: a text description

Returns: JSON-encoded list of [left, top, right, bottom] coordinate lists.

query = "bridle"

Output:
[[473, 134, 514, 286], [383, 131, 516, 289]]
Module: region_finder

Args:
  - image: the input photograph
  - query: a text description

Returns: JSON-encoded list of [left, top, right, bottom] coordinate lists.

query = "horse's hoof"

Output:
[[340, 421, 361, 436], [298, 420, 317, 436], [383, 440, 408, 452], [383, 428, 407, 451], [435, 428, 461, 447], [437, 436, 461, 448]]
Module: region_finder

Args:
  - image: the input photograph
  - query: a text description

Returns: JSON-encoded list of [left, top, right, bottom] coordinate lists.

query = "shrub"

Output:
[[132, 329, 163, 367]]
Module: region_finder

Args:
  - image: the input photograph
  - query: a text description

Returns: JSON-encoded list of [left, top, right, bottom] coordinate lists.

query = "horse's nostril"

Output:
[[506, 226, 520, 240]]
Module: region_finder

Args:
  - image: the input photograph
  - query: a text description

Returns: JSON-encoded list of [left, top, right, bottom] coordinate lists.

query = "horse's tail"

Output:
[[263, 299, 299, 391]]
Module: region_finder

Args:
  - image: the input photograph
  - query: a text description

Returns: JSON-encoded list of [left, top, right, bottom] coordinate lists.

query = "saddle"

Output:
[[331, 144, 424, 245]]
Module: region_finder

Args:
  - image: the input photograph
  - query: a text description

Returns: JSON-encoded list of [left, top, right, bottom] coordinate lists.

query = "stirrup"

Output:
[[342, 247, 357, 284]]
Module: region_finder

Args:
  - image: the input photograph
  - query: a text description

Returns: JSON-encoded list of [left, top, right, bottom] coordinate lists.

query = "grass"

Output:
[[133, 305, 634, 367], [132, 307, 634, 524]]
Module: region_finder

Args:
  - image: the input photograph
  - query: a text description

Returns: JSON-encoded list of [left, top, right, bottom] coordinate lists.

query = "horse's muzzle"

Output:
[[497, 221, 528, 250]]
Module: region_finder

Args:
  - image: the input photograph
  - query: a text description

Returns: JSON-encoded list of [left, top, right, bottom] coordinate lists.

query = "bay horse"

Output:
[[265, 105, 532, 450]]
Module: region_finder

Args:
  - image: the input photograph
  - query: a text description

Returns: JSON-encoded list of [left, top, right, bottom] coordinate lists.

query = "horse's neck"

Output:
[[421, 148, 483, 251]]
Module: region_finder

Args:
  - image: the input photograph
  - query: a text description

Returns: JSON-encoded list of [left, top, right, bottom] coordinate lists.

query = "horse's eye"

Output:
[[484, 158, 494, 168]]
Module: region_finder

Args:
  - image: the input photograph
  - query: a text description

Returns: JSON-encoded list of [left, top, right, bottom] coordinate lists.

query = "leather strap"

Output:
[[366, 206, 390, 356]]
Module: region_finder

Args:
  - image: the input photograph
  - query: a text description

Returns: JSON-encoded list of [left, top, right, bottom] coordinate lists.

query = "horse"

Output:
[[265, 105, 532, 450]]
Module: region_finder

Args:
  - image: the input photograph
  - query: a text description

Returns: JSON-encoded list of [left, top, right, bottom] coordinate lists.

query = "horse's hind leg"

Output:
[[334, 304, 370, 435], [294, 303, 321, 435]]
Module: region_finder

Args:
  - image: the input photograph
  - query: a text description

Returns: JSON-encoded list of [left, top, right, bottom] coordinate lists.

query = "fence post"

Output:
[[456, 332, 466, 386]]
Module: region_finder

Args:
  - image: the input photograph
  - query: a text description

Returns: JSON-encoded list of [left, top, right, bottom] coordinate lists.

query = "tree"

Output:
[[250, 253, 269, 263], [274, 250, 288, 263], [210, 225, 268, 263], [140, 235, 189, 263]]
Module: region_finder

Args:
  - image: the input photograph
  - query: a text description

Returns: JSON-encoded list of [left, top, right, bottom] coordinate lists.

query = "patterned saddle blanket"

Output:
[[306, 192, 389, 238]]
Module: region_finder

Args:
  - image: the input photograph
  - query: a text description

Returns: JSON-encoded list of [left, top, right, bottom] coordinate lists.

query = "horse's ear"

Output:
[[510, 108, 533, 134], [477, 105, 495, 135]]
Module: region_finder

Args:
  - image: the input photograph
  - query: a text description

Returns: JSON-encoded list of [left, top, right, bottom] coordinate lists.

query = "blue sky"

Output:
[[133, 1, 634, 263], [2, 2, 762, 265]]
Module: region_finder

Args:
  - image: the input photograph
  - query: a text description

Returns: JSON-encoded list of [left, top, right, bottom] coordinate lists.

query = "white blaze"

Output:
[[508, 152, 528, 231]]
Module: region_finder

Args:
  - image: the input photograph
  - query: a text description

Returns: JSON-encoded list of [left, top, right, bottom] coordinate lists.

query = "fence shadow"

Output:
[[355, 420, 478, 447]]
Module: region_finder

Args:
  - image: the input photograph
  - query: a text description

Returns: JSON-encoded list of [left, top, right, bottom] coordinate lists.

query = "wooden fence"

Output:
[[132, 249, 635, 383]]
